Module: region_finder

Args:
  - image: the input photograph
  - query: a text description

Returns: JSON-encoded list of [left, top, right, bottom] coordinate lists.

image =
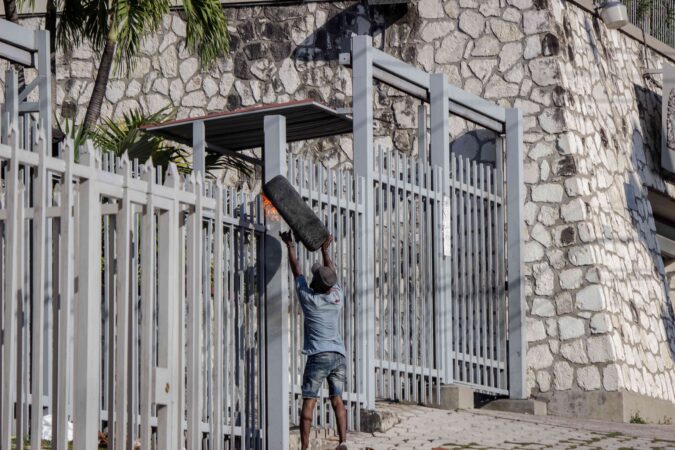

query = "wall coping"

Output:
[[568, 0, 675, 63], [3, 0, 674, 63]]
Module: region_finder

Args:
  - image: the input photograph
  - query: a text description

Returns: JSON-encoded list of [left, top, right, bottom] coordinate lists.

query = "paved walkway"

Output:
[[306, 402, 675, 450]]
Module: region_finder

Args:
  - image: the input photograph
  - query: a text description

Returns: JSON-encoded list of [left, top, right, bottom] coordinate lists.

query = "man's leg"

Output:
[[330, 395, 348, 444], [301, 397, 317, 450]]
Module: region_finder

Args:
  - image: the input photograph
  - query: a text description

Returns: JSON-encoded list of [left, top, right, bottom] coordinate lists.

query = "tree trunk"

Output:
[[3, 0, 18, 22], [46, 0, 61, 145], [82, 39, 116, 132]]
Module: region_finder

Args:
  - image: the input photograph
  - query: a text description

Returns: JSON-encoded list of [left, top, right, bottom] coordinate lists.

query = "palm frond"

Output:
[[16, 0, 37, 9], [114, 0, 170, 74], [182, 0, 229, 67], [90, 106, 177, 162], [56, 116, 90, 160], [205, 153, 253, 178], [56, 0, 109, 53], [90, 107, 251, 177]]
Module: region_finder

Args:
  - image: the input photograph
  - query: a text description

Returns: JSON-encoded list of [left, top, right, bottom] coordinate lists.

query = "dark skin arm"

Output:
[[279, 231, 302, 278], [321, 234, 336, 273]]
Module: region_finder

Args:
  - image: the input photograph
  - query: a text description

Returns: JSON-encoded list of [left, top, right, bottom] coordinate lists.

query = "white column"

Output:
[[352, 34, 376, 410], [264, 114, 289, 449], [73, 143, 102, 450], [505, 108, 526, 399], [430, 73, 452, 384]]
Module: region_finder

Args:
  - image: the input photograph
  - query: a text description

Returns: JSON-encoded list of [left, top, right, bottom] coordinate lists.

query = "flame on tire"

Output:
[[262, 194, 280, 222]]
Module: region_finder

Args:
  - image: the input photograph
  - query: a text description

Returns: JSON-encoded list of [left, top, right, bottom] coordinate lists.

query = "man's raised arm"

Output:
[[280, 231, 302, 278], [321, 234, 336, 273]]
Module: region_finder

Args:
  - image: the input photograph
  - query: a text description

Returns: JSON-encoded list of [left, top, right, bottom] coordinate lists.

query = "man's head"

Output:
[[310, 261, 337, 293]]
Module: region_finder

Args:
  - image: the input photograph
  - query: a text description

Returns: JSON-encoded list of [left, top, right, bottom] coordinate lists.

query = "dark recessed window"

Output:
[[648, 190, 675, 301]]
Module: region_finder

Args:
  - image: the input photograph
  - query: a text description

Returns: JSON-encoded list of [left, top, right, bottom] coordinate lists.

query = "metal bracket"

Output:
[[339, 52, 351, 66]]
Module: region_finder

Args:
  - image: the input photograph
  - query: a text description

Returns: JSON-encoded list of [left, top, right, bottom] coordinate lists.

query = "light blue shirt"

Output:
[[295, 276, 346, 357]]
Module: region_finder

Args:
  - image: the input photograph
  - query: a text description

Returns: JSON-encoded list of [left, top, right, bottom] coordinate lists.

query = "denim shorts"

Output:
[[302, 352, 346, 398]]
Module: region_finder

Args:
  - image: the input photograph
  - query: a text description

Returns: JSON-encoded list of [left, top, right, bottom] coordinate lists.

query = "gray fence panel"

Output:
[[286, 154, 365, 434], [0, 128, 268, 448]]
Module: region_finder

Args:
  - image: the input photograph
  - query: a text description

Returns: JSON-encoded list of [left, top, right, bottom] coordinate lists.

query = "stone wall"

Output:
[[2, 0, 674, 409], [528, 0, 675, 408]]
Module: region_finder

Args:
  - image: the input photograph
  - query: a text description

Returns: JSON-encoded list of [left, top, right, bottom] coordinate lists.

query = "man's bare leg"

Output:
[[301, 398, 317, 450], [330, 395, 348, 444]]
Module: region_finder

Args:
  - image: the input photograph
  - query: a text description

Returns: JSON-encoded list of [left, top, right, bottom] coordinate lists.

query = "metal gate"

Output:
[[373, 145, 444, 403], [371, 144, 509, 402], [448, 152, 508, 395], [350, 35, 525, 404]]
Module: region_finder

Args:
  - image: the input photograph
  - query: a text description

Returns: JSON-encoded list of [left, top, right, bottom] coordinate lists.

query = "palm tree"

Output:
[[56, 0, 229, 132]]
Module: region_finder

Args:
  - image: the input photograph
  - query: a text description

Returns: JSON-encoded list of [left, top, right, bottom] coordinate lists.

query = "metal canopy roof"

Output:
[[143, 100, 353, 154]]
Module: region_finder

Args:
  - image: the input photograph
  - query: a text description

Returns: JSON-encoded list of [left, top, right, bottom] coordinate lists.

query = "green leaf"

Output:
[[90, 107, 252, 177], [182, 0, 230, 67], [113, 0, 171, 74]]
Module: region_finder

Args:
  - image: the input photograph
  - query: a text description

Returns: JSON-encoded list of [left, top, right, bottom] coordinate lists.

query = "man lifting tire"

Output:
[[279, 232, 349, 450]]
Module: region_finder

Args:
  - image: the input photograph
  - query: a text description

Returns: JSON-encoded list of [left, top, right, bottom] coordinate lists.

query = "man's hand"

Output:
[[280, 230, 294, 246], [321, 234, 333, 253]]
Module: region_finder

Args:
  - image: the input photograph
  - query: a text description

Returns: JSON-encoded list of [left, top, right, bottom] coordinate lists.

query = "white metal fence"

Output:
[[624, 0, 675, 48], [448, 152, 508, 395], [1, 29, 526, 449], [0, 115, 268, 449], [373, 145, 444, 404], [370, 145, 508, 403]]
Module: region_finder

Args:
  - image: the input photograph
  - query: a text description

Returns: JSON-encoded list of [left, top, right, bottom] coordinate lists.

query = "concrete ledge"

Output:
[[548, 390, 675, 424], [436, 384, 474, 410], [482, 399, 547, 416], [360, 408, 400, 433]]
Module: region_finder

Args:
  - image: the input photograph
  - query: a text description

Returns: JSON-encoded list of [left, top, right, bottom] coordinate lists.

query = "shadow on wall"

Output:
[[450, 129, 499, 165], [624, 83, 675, 366], [291, 1, 409, 62]]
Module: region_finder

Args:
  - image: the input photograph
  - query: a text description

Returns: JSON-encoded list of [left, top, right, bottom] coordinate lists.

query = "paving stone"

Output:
[[334, 403, 675, 449]]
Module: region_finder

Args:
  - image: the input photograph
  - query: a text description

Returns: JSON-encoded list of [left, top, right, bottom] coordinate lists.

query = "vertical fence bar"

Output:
[[54, 140, 75, 450], [139, 162, 156, 450], [213, 183, 225, 450], [495, 137, 505, 391], [186, 174, 203, 450], [470, 161, 478, 385], [264, 114, 289, 449], [1, 74, 20, 448], [105, 214, 116, 450], [451, 155, 459, 383], [486, 164, 495, 388], [157, 195, 179, 449], [73, 144, 101, 450], [458, 156, 467, 383], [16, 166, 26, 450], [479, 164, 487, 387], [505, 108, 526, 399], [402, 156, 410, 402], [30, 127, 47, 450], [114, 155, 133, 448]]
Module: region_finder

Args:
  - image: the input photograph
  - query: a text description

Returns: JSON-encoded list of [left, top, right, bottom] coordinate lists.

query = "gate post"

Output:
[[429, 73, 452, 385], [264, 114, 290, 449], [352, 35, 376, 410], [505, 108, 526, 399]]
